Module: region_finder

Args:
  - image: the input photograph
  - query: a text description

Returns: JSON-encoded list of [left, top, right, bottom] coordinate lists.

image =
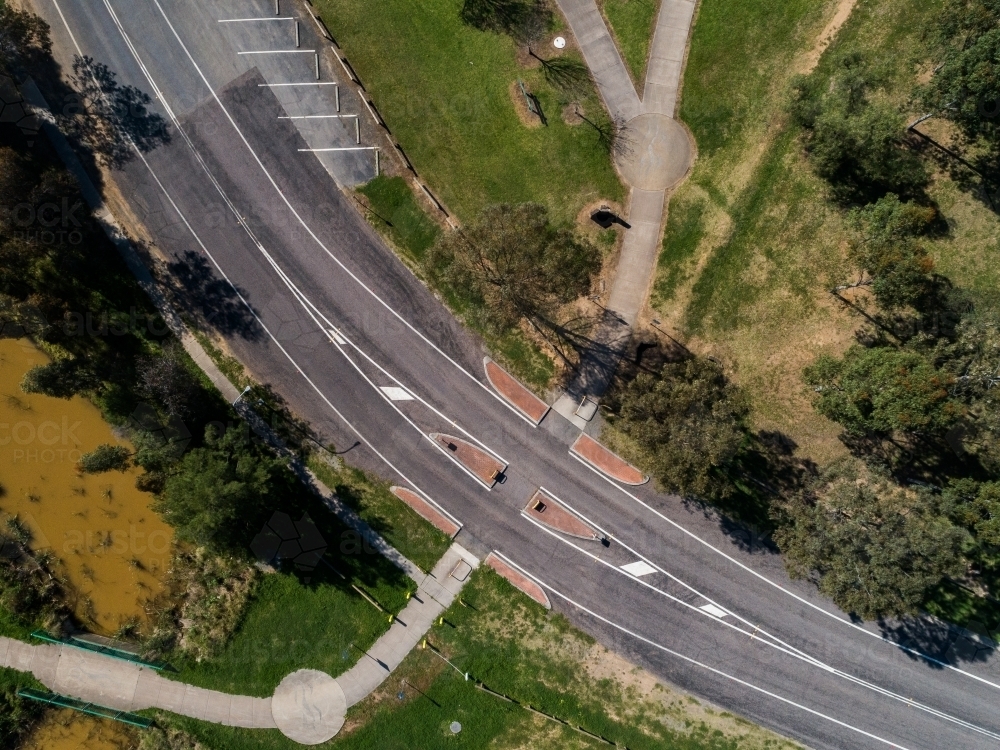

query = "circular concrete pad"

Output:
[[614, 113, 692, 191], [271, 669, 346, 745]]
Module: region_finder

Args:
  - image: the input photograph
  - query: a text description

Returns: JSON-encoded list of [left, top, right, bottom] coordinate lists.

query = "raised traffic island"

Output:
[[430, 432, 507, 487], [524, 490, 599, 540], [570, 433, 648, 485]]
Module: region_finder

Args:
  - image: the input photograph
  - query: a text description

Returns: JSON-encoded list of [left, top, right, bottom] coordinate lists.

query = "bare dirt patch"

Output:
[[796, 0, 859, 75]]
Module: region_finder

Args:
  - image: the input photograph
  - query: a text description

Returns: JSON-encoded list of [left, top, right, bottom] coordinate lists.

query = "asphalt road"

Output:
[[26, 0, 1000, 747]]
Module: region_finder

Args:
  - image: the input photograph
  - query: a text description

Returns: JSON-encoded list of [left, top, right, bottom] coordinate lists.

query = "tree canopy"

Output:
[[775, 462, 972, 620], [804, 346, 962, 437], [925, 0, 1000, 142], [847, 194, 937, 310], [154, 425, 289, 552], [611, 357, 748, 499], [792, 54, 926, 201]]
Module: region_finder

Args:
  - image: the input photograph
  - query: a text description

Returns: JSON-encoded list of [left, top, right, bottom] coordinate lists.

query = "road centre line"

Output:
[[518, 511, 1000, 741], [116, 0, 1000, 696], [90, 0, 454, 541], [491, 551, 915, 750], [566, 452, 1000, 692]]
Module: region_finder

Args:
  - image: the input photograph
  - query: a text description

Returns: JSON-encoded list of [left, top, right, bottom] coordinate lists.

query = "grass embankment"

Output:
[[171, 557, 410, 697], [650, 0, 983, 463], [316, 0, 624, 225], [601, 0, 660, 83], [356, 175, 558, 391], [156, 568, 802, 750], [309, 457, 452, 573]]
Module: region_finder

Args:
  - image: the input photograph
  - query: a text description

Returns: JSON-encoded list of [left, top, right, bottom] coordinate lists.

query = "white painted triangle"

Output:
[[621, 560, 657, 577], [380, 386, 413, 401], [698, 603, 728, 618]]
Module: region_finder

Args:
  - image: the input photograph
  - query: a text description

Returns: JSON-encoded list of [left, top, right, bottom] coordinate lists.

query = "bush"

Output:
[[79, 443, 132, 473], [20, 359, 97, 399]]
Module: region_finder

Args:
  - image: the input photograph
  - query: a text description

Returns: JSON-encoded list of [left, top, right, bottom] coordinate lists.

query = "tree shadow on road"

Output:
[[166, 250, 263, 341]]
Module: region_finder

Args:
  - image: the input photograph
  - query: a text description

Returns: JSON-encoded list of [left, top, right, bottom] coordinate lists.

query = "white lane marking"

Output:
[[699, 603, 728, 619], [89, 0, 457, 543], [327, 328, 346, 345], [279, 114, 357, 119], [491, 552, 914, 750], [151, 1, 539, 429], [298, 147, 377, 152], [380, 386, 413, 401], [258, 82, 339, 86], [237, 49, 315, 54], [565, 452, 1000, 692], [115, 0, 1000, 697], [99, 0, 505, 498], [517, 513, 1000, 742], [218, 17, 294, 22], [620, 560, 657, 577]]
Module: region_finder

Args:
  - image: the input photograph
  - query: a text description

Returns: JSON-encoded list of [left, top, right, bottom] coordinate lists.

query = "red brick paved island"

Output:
[[524, 490, 598, 540], [570, 433, 648, 485], [430, 433, 507, 487], [483, 357, 550, 425], [390, 487, 461, 537], [485, 553, 551, 609]]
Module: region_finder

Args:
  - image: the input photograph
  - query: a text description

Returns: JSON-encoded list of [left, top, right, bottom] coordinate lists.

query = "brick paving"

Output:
[[484, 357, 550, 424], [571, 433, 648, 485], [485, 553, 551, 609], [525, 490, 599, 540], [431, 433, 506, 486], [391, 486, 461, 537]]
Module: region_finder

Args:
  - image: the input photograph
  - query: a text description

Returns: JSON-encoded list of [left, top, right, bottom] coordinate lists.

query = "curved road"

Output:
[[26, 0, 1000, 747]]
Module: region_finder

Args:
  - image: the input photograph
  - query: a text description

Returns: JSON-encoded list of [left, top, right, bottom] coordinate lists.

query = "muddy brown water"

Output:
[[21, 709, 135, 750], [0, 337, 173, 635]]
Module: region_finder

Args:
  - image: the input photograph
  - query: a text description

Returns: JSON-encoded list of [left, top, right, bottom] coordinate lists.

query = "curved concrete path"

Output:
[[552, 0, 697, 426], [0, 544, 478, 745]]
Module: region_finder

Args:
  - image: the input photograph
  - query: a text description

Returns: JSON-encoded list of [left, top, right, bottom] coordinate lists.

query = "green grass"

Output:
[[601, 0, 660, 83], [164, 488, 418, 698], [357, 176, 442, 264], [315, 0, 624, 224], [309, 457, 452, 573], [160, 569, 801, 750]]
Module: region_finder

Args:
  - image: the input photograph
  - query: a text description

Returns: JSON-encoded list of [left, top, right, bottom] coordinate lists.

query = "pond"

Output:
[[0, 337, 173, 635]]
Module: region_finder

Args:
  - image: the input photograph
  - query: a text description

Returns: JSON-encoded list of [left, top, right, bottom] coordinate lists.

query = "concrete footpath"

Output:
[[551, 0, 697, 424], [0, 543, 478, 744]]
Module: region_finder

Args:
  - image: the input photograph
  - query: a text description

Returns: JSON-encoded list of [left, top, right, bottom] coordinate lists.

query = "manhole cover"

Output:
[[450, 721, 462, 734], [553, 36, 566, 49]]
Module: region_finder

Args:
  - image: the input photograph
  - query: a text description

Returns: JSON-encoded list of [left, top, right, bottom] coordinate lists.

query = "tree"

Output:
[[79, 443, 131, 473], [846, 194, 937, 310], [774, 461, 971, 619], [804, 346, 962, 437], [925, 0, 1000, 142], [155, 425, 286, 551], [0, 4, 50, 75], [136, 345, 200, 420], [610, 357, 748, 499], [20, 359, 97, 398], [792, 55, 926, 201], [428, 203, 600, 333]]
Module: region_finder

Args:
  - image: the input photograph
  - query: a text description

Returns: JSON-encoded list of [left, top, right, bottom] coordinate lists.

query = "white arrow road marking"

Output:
[[620, 560, 657, 577]]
